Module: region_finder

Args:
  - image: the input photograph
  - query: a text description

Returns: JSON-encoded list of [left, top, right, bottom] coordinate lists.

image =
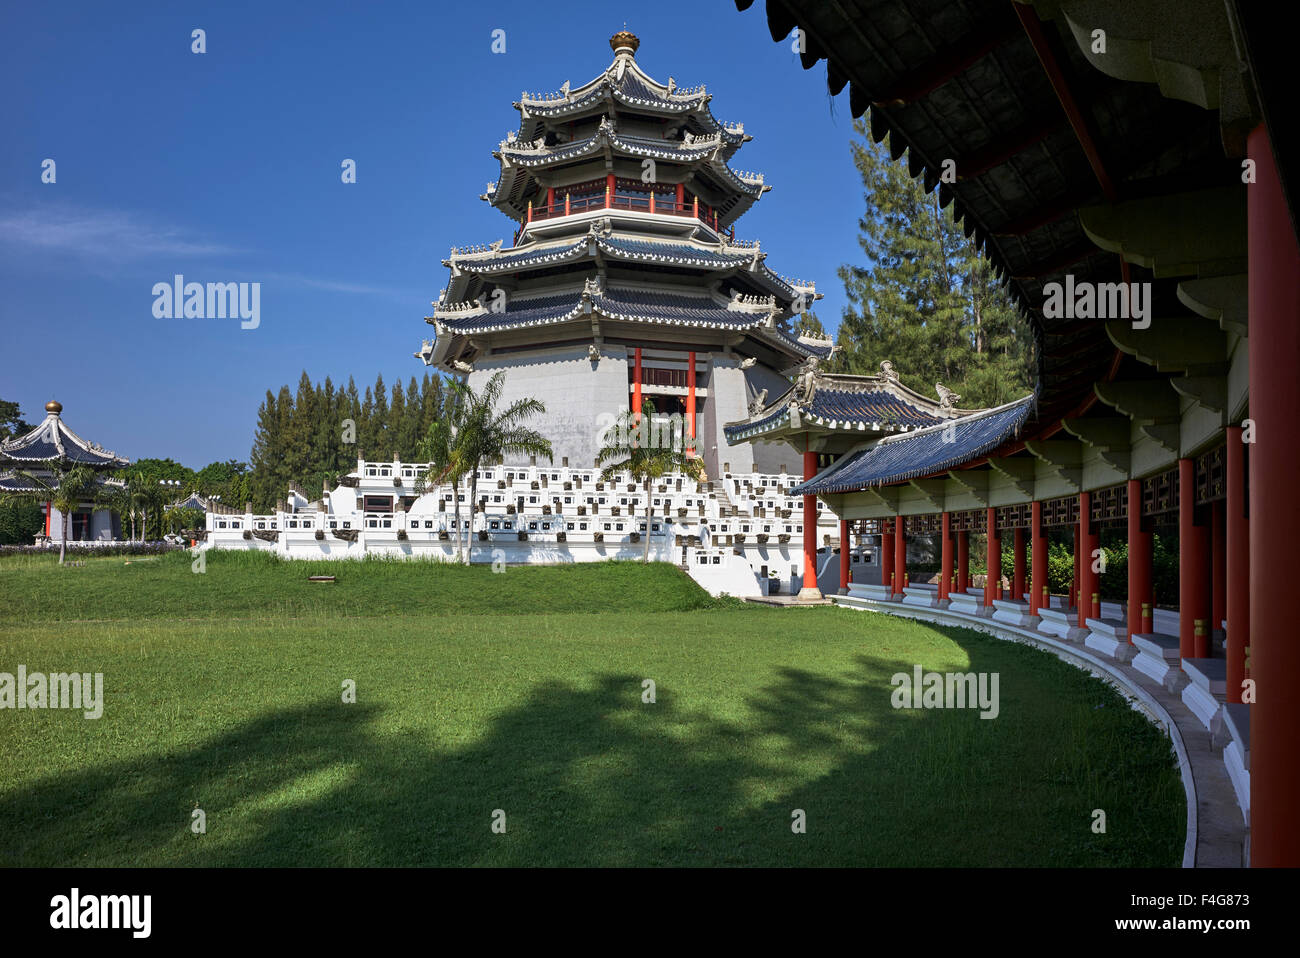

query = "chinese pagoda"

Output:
[[417, 30, 833, 477], [0, 400, 130, 542]]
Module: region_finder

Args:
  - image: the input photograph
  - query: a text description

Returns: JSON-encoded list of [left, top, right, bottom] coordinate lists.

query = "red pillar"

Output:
[[44, 502, 51, 537], [1211, 499, 1226, 636], [686, 351, 696, 456], [1030, 501, 1047, 616], [1078, 492, 1097, 629], [940, 512, 953, 602], [800, 448, 820, 598], [893, 515, 907, 597], [546, 186, 555, 212], [1248, 123, 1300, 865], [1127, 478, 1152, 640], [1071, 521, 1080, 612], [1226, 426, 1249, 705], [984, 508, 999, 607], [839, 519, 850, 592], [957, 530, 969, 593], [881, 518, 895, 594], [1179, 458, 1210, 658], [632, 347, 643, 418], [564, 192, 571, 216], [1012, 526, 1026, 604], [605, 173, 615, 207], [675, 182, 685, 212]]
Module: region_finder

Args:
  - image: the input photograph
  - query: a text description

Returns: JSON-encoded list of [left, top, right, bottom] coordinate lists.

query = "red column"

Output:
[[1031, 501, 1046, 616], [1127, 478, 1152, 640], [1078, 493, 1095, 628], [686, 351, 696, 456], [606, 173, 615, 207], [546, 186, 555, 212], [1226, 426, 1249, 705], [800, 449, 820, 598], [565, 192, 571, 216], [957, 530, 969, 593], [881, 518, 895, 594], [985, 508, 999, 607], [1248, 123, 1300, 865], [675, 183, 685, 212], [1071, 521, 1081, 612], [632, 347, 643, 418], [893, 515, 907, 597], [1211, 500, 1226, 636], [1012, 526, 1026, 604], [839, 519, 850, 592], [527, 200, 533, 223], [1179, 458, 1210, 658], [44, 502, 51, 537], [940, 512, 953, 602]]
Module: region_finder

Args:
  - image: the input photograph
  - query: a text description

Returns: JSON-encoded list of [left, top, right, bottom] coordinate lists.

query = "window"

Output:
[[217, 521, 227, 529], [342, 521, 351, 529], [580, 522, 588, 530], [529, 522, 538, 531], [425, 520, 434, 528], [490, 521, 500, 530], [330, 521, 338, 529], [566, 522, 575, 531]]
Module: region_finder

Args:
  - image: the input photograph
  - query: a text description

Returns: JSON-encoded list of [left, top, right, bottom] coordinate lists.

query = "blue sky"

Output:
[[0, 0, 862, 467]]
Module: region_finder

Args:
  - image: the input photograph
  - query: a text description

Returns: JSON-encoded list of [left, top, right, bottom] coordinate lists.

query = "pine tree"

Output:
[[833, 119, 1034, 407], [249, 390, 282, 511], [372, 374, 389, 460]]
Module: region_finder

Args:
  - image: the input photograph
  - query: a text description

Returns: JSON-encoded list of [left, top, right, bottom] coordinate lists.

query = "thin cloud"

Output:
[[0, 204, 240, 261], [264, 272, 418, 300]]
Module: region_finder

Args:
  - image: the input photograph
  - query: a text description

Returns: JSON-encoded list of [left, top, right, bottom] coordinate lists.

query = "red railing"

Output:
[[516, 189, 729, 243]]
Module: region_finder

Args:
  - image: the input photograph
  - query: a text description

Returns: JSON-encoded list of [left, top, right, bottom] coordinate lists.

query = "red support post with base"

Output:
[[1247, 123, 1300, 864], [1127, 478, 1152, 640]]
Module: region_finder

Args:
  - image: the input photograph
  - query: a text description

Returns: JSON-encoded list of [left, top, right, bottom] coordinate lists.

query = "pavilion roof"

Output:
[[513, 43, 748, 150], [496, 120, 766, 196], [790, 395, 1036, 495], [0, 403, 129, 470], [724, 368, 967, 443]]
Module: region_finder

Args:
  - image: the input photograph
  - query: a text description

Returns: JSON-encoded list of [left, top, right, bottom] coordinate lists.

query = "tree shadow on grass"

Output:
[[0, 628, 1184, 867]]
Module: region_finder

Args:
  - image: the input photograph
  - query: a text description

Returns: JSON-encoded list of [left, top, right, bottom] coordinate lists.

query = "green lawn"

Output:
[[0, 551, 1184, 867]]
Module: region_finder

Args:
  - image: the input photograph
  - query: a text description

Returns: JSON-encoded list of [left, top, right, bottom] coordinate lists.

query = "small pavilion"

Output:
[[0, 400, 130, 542]]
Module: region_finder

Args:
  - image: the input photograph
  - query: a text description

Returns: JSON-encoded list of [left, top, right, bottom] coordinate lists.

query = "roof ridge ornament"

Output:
[[610, 30, 639, 56], [880, 360, 900, 382], [936, 381, 961, 411]]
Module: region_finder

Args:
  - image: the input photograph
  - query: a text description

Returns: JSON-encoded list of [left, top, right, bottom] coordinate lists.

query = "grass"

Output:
[[0, 551, 1185, 867]]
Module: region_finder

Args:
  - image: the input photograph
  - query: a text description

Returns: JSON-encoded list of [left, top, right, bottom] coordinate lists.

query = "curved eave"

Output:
[[790, 395, 1036, 495]]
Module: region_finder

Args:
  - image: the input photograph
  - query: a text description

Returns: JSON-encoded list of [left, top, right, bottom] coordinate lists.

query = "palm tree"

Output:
[[1, 464, 100, 563], [414, 394, 471, 564], [597, 398, 705, 562], [455, 371, 552, 564]]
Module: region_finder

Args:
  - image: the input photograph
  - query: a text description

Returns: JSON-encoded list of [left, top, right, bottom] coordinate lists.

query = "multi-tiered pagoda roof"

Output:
[[419, 30, 829, 377]]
